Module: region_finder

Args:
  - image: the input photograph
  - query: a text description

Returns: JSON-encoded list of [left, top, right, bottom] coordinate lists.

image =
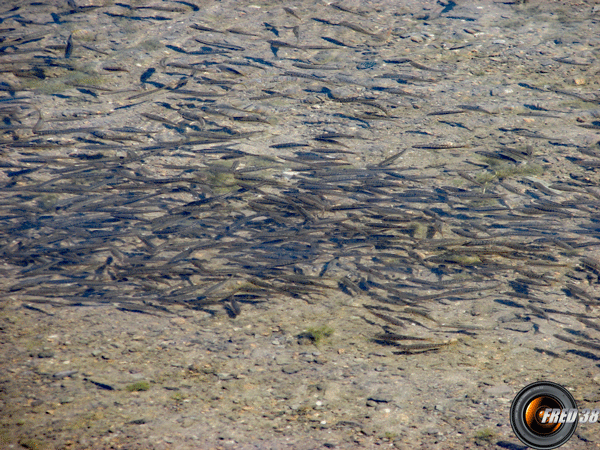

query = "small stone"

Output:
[[314, 356, 328, 365], [275, 356, 292, 365], [128, 418, 147, 425], [180, 417, 196, 428], [490, 86, 514, 96], [497, 313, 518, 323], [37, 349, 54, 358], [484, 384, 512, 397], [53, 370, 77, 379], [282, 365, 301, 374], [573, 78, 586, 86], [300, 353, 315, 363]]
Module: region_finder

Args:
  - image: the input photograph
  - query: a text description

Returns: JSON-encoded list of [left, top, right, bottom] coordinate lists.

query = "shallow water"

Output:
[[1, 0, 600, 448]]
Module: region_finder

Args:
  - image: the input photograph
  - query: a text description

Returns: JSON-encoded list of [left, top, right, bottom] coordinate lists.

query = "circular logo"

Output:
[[510, 381, 578, 450]]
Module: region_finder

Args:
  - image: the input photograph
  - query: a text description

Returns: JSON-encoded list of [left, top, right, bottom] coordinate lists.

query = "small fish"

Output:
[[409, 60, 446, 73], [102, 66, 129, 72], [65, 34, 73, 58], [580, 257, 600, 273], [140, 112, 180, 127], [321, 36, 354, 48], [331, 3, 359, 14], [566, 283, 598, 303], [226, 299, 241, 317], [190, 24, 223, 33], [195, 38, 245, 51], [457, 104, 495, 114], [554, 334, 600, 351], [364, 306, 406, 327], [577, 318, 600, 332], [32, 126, 98, 135], [553, 56, 591, 66], [267, 39, 301, 49], [291, 25, 300, 40], [392, 341, 455, 353], [427, 110, 467, 116], [337, 21, 375, 36], [133, 5, 187, 12], [413, 143, 469, 150], [226, 28, 260, 36], [270, 142, 310, 149], [283, 6, 301, 19], [532, 348, 565, 359]]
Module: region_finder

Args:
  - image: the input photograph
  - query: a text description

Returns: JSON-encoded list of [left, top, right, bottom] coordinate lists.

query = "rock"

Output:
[[275, 355, 293, 365], [313, 355, 328, 365], [37, 349, 54, 358], [282, 364, 302, 374], [52, 370, 77, 379], [497, 313, 518, 323], [490, 85, 514, 96], [484, 384, 512, 397], [179, 417, 197, 428]]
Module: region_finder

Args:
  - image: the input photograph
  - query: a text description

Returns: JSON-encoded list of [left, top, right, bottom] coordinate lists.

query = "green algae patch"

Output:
[[126, 381, 151, 392]]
